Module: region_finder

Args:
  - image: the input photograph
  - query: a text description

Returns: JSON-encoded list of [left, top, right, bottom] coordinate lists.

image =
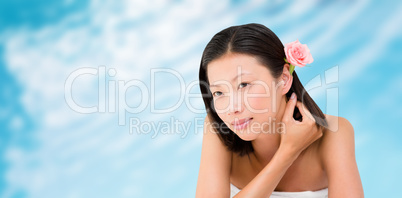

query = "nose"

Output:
[[227, 93, 243, 116]]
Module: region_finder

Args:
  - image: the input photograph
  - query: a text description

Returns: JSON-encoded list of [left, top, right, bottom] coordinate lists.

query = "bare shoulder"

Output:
[[323, 114, 353, 133], [319, 114, 355, 160], [195, 115, 232, 197], [318, 114, 364, 197]]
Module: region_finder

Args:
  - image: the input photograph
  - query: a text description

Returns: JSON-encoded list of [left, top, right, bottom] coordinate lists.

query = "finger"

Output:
[[283, 93, 297, 121], [295, 101, 315, 123]]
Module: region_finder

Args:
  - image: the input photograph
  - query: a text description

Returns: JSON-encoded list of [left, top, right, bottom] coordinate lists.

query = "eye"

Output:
[[213, 91, 223, 97], [238, 82, 250, 89]]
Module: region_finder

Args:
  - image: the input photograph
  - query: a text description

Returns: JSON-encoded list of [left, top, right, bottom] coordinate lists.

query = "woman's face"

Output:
[[207, 53, 284, 141]]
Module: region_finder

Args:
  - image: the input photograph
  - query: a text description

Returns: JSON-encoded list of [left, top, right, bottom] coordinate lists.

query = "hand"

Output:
[[279, 93, 323, 155]]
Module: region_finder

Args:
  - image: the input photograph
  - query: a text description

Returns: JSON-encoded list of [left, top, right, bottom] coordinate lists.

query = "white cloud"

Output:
[[1, 0, 240, 197]]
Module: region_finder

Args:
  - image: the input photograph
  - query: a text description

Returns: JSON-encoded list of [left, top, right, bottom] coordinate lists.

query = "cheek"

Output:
[[213, 98, 231, 123], [213, 97, 230, 113], [245, 97, 271, 113], [244, 85, 273, 113], [215, 110, 231, 128]]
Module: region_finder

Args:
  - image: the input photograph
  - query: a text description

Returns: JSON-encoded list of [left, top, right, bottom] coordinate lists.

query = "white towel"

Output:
[[230, 183, 328, 198]]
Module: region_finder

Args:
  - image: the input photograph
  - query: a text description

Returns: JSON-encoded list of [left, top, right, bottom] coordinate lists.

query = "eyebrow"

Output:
[[209, 73, 252, 87]]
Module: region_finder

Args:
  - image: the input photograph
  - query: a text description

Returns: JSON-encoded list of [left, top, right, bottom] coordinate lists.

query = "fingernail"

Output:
[[291, 93, 296, 100]]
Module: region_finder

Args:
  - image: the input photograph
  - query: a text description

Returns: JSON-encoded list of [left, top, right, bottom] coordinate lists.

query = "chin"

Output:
[[233, 130, 260, 141]]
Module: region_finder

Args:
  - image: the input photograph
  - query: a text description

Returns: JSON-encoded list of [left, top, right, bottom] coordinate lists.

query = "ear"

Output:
[[281, 63, 293, 95]]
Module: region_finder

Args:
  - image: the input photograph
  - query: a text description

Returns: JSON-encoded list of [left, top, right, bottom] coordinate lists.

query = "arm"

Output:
[[233, 147, 300, 197], [320, 117, 364, 197], [196, 116, 232, 197]]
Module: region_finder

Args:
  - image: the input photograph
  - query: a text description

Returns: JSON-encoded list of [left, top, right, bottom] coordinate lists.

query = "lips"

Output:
[[230, 118, 253, 126]]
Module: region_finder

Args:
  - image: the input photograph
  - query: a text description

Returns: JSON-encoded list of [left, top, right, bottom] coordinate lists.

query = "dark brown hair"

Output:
[[199, 23, 327, 156]]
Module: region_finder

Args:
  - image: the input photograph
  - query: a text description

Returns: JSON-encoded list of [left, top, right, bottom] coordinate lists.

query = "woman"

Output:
[[196, 23, 364, 197]]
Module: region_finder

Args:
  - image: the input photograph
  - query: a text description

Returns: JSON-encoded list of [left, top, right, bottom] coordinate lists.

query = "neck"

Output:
[[251, 96, 288, 166]]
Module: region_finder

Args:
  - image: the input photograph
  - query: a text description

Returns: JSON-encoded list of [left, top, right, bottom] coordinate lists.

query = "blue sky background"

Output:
[[0, 0, 401, 197]]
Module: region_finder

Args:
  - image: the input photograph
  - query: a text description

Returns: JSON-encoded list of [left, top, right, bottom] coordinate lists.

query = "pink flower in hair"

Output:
[[284, 39, 314, 74]]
